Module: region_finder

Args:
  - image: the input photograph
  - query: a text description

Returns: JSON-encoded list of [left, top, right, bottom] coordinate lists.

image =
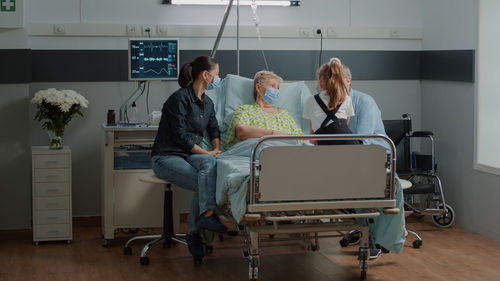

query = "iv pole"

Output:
[[210, 0, 240, 75]]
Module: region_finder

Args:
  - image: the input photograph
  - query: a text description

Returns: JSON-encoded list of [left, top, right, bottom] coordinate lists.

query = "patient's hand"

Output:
[[270, 130, 288, 135]]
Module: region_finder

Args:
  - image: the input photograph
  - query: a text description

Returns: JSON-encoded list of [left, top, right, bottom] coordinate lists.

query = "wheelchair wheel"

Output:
[[432, 204, 455, 228]]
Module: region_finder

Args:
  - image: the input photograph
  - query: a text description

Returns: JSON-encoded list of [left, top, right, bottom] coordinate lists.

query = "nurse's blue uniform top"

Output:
[[348, 88, 406, 254], [347, 88, 391, 153]]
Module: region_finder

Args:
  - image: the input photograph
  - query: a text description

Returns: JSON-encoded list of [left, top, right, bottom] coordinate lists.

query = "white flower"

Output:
[[60, 103, 71, 112], [31, 88, 89, 111], [60, 89, 89, 108]]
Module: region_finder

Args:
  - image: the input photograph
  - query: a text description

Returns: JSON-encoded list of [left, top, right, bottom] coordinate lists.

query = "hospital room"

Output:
[[2, 0, 500, 280]]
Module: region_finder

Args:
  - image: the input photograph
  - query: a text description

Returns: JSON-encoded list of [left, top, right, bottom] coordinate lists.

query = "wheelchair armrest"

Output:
[[410, 131, 434, 137]]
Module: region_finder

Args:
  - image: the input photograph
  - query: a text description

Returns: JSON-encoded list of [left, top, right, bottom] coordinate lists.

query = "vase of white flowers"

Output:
[[31, 88, 89, 149]]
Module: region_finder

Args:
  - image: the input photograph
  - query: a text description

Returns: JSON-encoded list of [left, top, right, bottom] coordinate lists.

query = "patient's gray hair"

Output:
[[253, 70, 283, 100], [341, 64, 352, 80]]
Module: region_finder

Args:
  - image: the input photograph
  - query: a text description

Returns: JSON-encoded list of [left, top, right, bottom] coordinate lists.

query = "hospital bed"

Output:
[[204, 75, 401, 280]]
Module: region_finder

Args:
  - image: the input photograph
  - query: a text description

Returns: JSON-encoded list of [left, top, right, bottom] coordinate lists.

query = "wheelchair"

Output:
[[383, 114, 455, 229]]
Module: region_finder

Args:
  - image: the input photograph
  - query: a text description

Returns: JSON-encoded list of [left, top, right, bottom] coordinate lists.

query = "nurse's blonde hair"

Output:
[[253, 71, 283, 100], [318, 58, 348, 109]]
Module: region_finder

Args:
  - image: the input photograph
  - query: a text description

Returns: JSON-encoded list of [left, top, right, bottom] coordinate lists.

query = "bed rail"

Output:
[[249, 134, 396, 205]]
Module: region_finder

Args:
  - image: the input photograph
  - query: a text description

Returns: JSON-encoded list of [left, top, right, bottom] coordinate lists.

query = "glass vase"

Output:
[[48, 130, 63, 150]]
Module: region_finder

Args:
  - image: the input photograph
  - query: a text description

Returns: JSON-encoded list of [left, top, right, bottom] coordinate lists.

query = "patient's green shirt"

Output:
[[225, 103, 304, 149]]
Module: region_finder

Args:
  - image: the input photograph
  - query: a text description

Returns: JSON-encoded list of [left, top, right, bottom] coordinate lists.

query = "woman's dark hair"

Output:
[[178, 56, 218, 88]]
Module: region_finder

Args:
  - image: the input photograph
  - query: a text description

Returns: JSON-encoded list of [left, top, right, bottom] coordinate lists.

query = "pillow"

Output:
[[200, 74, 312, 151]]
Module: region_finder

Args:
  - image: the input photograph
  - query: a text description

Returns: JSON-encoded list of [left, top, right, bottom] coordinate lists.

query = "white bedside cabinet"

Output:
[[32, 146, 72, 245]]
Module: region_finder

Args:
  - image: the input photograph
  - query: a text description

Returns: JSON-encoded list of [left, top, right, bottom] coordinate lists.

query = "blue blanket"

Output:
[[216, 138, 301, 223], [215, 138, 406, 253]]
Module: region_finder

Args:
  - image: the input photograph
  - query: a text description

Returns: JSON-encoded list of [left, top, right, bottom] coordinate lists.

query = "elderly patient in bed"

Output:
[[224, 70, 304, 149]]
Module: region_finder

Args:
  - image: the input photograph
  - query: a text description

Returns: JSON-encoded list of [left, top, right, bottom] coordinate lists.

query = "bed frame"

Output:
[[242, 134, 398, 280]]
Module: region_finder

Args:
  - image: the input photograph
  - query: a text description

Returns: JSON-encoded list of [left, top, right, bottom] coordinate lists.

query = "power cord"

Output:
[[317, 28, 323, 68], [146, 81, 151, 123]]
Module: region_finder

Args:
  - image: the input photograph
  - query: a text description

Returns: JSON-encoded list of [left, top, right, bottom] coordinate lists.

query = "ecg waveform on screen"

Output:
[[129, 40, 178, 80]]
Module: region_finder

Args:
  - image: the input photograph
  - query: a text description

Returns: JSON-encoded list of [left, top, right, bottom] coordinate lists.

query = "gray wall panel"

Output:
[[421, 50, 475, 82], [0, 50, 32, 83], [1, 49, 474, 83]]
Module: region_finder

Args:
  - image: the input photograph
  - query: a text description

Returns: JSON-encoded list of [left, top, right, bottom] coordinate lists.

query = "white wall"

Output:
[[422, 0, 476, 50], [0, 29, 27, 49], [25, 0, 423, 51], [422, 0, 500, 242], [26, 0, 421, 27], [0, 85, 31, 229]]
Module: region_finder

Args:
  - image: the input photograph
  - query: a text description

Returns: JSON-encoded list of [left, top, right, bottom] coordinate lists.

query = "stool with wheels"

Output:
[[123, 171, 189, 265]]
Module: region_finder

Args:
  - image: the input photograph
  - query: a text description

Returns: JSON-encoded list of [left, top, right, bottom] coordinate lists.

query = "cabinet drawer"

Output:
[[35, 224, 70, 238], [35, 169, 69, 183], [35, 197, 69, 210], [34, 155, 69, 169], [35, 182, 70, 197], [36, 210, 70, 224]]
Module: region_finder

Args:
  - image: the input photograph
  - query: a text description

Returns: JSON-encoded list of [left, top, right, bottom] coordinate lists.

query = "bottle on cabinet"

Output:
[[107, 109, 116, 125], [128, 102, 138, 124]]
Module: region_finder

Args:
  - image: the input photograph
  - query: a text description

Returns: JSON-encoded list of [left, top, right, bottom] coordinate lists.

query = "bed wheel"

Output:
[[140, 256, 149, 266], [193, 257, 203, 265], [360, 270, 367, 280], [123, 246, 132, 255], [432, 204, 455, 228], [412, 240, 422, 248], [358, 248, 368, 280], [248, 258, 259, 281]]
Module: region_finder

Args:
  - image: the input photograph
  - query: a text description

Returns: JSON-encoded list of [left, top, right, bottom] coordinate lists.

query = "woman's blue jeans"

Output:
[[151, 154, 217, 234]]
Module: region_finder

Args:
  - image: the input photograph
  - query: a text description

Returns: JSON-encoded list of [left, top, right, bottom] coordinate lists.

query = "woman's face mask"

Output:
[[262, 87, 280, 105], [207, 74, 221, 90]]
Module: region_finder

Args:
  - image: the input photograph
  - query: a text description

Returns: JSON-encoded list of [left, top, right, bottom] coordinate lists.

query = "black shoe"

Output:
[[198, 213, 228, 233], [346, 230, 361, 245], [186, 232, 204, 260]]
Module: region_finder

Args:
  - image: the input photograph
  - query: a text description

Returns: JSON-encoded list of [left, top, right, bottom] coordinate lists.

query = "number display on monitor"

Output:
[[128, 38, 179, 81]]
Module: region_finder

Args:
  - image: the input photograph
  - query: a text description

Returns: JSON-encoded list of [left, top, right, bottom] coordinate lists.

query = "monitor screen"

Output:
[[128, 38, 179, 81]]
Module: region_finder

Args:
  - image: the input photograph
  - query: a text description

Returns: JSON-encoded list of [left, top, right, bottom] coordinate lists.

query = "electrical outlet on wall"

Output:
[[298, 27, 313, 37], [142, 25, 155, 36], [327, 26, 337, 38], [53, 24, 66, 35], [157, 25, 168, 37], [314, 26, 326, 38], [126, 24, 140, 36]]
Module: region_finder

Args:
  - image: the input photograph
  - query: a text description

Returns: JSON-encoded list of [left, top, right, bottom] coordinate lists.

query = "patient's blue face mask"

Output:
[[207, 75, 221, 90], [263, 87, 280, 105]]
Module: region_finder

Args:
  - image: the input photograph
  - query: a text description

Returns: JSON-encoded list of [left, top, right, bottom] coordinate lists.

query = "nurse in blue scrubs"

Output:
[[342, 63, 406, 259]]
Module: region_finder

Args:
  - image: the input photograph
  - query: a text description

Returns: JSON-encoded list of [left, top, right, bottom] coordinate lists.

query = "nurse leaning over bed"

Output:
[[150, 55, 227, 262], [225, 71, 303, 149]]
